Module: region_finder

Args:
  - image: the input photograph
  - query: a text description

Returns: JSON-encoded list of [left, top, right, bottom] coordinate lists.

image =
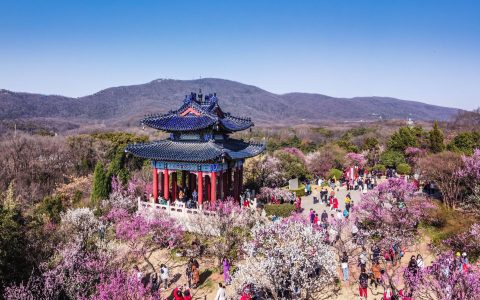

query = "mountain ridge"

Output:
[[0, 78, 461, 127]]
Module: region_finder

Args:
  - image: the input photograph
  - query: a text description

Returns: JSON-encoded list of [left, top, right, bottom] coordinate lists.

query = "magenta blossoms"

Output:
[[92, 270, 160, 300], [345, 152, 367, 168], [354, 178, 433, 248], [259, 187, 295, 202], [407, 252, 480, 300], [457, 148, 480, 182], [281, 147, 306, 162]]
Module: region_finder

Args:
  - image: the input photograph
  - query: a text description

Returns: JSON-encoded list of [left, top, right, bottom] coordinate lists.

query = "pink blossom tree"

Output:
[[344, 152, 367, 168], [92, 270, 159, 300], [406, 252, 480, 300], [353, 178, 434, 293], [281, 147, 306, 163], [243, 155, 284, 190], [354, 178, 432, 249], [404, 146, 426, 167], [108, 208, 184, 273], [457, 149, 480, 208], [258, 187, 295, 203], [305, 145, 346, 178], [444, 223, 480, 258]]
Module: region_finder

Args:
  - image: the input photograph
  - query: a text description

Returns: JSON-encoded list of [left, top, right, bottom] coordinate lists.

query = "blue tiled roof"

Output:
[[125, 138, 265, 162], [141, 95, 253, 132], [143, 115, 215, 131]]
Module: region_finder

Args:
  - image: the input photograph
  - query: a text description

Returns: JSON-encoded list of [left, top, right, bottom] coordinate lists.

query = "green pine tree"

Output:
[[91, 161, 109, 207], [429, 121, 445, 153], [0, 183, 30, 284]]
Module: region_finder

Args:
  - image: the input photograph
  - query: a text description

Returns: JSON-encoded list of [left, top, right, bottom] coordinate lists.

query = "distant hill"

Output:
[[0, 78, 461, 128]]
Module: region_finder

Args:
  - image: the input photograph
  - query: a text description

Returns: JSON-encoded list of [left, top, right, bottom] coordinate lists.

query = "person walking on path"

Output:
[[173, 286, 184, 300], [185, 259, 193, 288], [333, 197, 339, 211], [192, 260, 200, 288], [223, 257, 231, 284], [341, 252, 349, 282], [214, 283, 227, 300], [371, 262, 382, 289], [359, 271, 369, 299], [183, 288, 192, 300], [321, 210, 328, 223], [160, 263, 169, 289]]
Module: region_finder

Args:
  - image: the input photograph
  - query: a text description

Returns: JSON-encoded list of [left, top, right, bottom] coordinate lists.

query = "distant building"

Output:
[[407, 116, 414, 127]]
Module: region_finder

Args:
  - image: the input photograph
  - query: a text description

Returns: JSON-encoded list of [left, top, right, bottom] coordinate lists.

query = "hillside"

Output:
[[0, 78, 461, 129]]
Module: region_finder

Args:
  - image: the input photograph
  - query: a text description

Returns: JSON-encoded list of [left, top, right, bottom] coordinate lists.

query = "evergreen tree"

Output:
[[429, 121, 445, 153], [0, 182, 30, 285], [91, 162, 109, 207], [388, 126, 419, 152]]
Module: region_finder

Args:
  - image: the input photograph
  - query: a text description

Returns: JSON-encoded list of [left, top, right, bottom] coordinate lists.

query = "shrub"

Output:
[[372, 164, 386, 174], [380, 150, 406, 168], [264, 204, 296, 217], [327, 168, 342, 180], [396, 163, 412, 175]]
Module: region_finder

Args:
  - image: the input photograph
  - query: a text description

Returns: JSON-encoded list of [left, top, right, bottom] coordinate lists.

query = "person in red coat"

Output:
[[333, 197, 339, 210], [173, 286, 184, 300], [183, 288, 192, 300], [240, 292, 251, 300]]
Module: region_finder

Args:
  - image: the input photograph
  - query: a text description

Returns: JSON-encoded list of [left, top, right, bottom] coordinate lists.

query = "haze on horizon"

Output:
[[0, 0, 479, 110]]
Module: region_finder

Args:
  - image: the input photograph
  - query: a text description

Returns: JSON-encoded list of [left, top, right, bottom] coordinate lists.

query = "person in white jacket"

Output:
[[159, 264, 169, 289], [214, 282, 226, 300]]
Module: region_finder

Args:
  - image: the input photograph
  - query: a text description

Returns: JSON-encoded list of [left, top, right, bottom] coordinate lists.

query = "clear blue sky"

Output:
[[0, 0, 479, 109]]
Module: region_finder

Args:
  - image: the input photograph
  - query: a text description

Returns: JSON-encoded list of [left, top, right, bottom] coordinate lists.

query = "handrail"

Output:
[[137, 197, 216, 216]]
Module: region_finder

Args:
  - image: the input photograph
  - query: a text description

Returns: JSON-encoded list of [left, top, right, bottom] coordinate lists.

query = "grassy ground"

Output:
[[421, 201, 478, 251]]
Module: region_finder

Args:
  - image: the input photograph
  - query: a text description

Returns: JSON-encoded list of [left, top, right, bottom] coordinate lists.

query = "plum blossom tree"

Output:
[[92, 270, 159, 300], [191, 198, 265, 268], [444, 223, 480, 258], [60, 207, 99, 245], [344, 152, 367, 168], [232, 216, 337, 300], [457, 149, 480, 208], [243, 155, 284, 190], [406, 252, 480, 300], [404, 147, 425, 167], [258, 187, 295, 203], [305, 145, 346, 178], [108, 208, 184, 272], [418, 152, 464, 209], [354, 178, 434, 293], [281, 147, 306, 162], [458, 149, 480, 181], [354, 178, 431, 249]]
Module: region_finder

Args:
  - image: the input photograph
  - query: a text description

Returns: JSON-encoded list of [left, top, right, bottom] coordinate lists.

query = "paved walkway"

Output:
[[301, 185, 363, 216]]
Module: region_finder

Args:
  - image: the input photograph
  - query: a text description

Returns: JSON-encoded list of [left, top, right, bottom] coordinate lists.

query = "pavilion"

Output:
[[125, 91, 265, 206]]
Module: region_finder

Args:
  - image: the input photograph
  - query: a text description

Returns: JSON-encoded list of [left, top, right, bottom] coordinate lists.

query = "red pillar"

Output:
[[172, 172, 178, 200], [152, 168, 158, 202], [163, 169, 169, 200], [206, 175, 211, 202], [211, 171, 217, 204], [222, 171, 228, 200], [197, 171, 203, 206]]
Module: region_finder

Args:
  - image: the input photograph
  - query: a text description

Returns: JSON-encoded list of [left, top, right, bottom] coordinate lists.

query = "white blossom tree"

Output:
[[232, 217, 338, 299]]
